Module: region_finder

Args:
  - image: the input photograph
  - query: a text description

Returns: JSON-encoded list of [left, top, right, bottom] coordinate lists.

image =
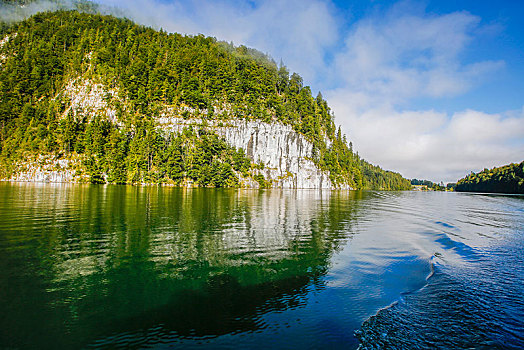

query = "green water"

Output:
[[0, 183, 362, 348], [4, 183, 521, 349]]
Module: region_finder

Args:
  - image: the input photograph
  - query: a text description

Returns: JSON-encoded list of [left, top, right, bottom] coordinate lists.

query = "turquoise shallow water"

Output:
[[0, 183, 522, 349]]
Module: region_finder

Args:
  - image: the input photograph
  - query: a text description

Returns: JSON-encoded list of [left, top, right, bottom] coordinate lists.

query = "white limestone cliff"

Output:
[[4, 77, 351, 189], [157, 117, 350, 189], [6, 155, 86, 183]]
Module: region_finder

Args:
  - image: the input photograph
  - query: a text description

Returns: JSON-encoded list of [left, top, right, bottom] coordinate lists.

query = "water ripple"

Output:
[[0, 184, 522, 349]]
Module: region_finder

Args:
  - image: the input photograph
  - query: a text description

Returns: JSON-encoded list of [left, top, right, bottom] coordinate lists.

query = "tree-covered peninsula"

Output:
[[455, 161, 524, 194], [0, 8, 411, 190]]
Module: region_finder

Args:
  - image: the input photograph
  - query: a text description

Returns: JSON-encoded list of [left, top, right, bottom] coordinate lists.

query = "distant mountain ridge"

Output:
[[0, 8, 411, 189]]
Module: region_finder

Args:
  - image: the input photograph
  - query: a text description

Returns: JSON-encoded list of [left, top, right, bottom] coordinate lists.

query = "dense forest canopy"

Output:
[[0, 7, 411, 190], [455, 161, 524, 194]]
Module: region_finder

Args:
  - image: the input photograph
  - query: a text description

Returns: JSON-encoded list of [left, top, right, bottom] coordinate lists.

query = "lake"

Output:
[[0, 183, 522, 349]]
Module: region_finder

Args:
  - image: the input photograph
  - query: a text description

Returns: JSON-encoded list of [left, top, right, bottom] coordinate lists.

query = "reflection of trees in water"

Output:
[[0, 184, 364, 348]]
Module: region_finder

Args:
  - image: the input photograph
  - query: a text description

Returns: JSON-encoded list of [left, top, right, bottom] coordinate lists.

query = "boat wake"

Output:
[[355, 231, 524, 350]]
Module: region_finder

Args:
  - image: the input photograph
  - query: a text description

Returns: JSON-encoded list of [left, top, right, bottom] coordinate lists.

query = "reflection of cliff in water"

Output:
[[0, 184, 363, 348]]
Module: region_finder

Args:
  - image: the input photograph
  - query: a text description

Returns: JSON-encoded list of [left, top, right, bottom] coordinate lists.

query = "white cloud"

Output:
[[332, 7, 504, 105], [0, 0, 77, 22], [328, 92, 524, 182], [325, 4, 520, 182], [95, 0, 339, 83]]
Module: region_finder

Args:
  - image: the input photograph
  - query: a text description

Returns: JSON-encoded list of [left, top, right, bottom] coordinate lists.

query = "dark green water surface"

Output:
[[0, 183, 522, 349]]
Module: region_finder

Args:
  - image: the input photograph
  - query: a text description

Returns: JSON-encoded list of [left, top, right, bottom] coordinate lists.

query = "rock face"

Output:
[[6, 155, 85, 183], [158, 117, 350, 189], [0, 33, 16, 66], [5, 76, 351, 189], [60, 77, 121, 124], [220, 121, 339, 189], [9, 166, 75, 183], [5, 117, 349, 188]]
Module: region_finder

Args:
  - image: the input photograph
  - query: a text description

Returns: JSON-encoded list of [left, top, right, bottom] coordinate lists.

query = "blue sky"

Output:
[[330, 0, 524, 113], [89, 0, 524, 182]]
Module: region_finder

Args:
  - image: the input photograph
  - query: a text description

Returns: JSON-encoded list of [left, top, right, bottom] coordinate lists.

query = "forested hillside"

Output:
[[455, 161, 524, 194], [0, 8, 410, 190]]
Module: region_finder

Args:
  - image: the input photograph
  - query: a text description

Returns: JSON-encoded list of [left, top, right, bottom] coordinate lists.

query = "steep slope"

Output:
[[0, 9, 411, 190]]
